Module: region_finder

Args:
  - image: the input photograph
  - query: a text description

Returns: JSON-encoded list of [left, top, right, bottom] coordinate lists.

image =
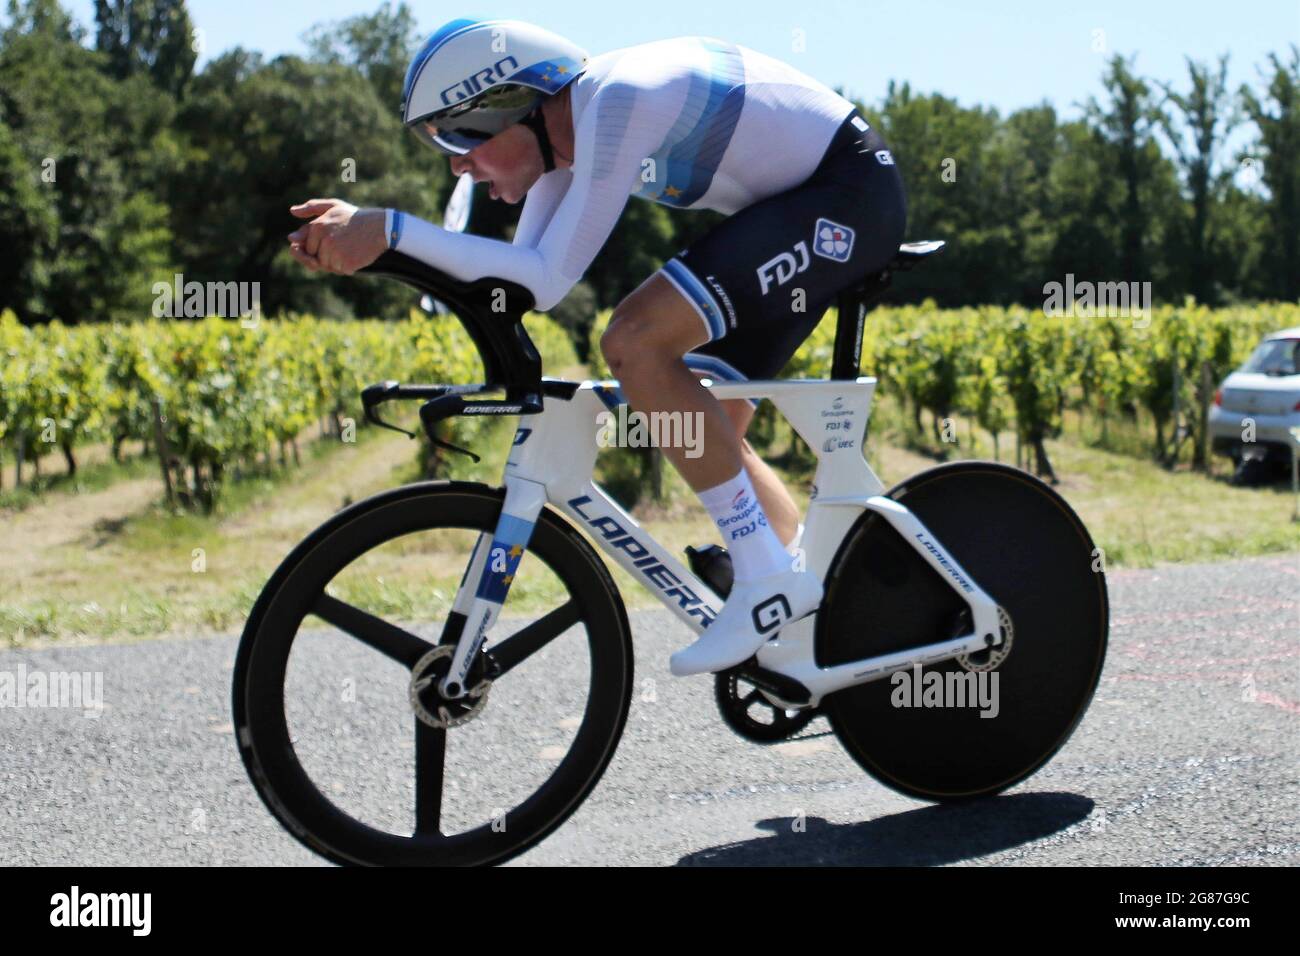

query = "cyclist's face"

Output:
[[448, 124, 542, 205]]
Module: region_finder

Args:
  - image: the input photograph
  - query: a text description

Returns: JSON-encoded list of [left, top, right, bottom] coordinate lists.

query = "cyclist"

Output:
[[287, 18, 907, 677]]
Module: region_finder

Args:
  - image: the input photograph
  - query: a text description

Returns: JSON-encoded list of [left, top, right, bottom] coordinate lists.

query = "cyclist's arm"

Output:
[[512, 168, 571, 248], [388, 80, 661, 310]]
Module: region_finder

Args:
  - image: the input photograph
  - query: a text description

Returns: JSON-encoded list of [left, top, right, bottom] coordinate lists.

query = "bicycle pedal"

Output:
[[684, 543, 734, 598]]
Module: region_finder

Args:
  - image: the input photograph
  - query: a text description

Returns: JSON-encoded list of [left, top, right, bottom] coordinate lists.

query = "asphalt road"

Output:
[[1, 552, 1296, 866]]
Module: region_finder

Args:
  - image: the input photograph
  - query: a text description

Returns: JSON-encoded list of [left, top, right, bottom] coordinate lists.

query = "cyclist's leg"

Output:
[[660, 111, 906, 673], [715, 391, 799, 548], [598, 284, 799, 544], [602, 276, 795, 587], [599, 272, 746, 493], [661, 112, 906, 560]]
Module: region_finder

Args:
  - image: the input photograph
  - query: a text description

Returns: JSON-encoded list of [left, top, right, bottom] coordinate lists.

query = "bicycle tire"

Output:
[[817, 461, 1108, 802], [232, 480, 634, 866]]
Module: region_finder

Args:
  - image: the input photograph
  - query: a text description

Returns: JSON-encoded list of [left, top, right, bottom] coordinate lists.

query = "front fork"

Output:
[[438, 477, 548, 699]]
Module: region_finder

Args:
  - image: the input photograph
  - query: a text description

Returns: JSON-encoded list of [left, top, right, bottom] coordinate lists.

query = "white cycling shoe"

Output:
[[670, 568, 823, 677]]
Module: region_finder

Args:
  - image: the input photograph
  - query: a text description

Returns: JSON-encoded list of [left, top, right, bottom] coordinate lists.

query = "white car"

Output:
[[1209, 327, 1300, 481]]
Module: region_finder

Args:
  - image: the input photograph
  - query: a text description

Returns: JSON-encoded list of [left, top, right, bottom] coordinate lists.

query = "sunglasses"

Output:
[[407, 84, 541, 155]]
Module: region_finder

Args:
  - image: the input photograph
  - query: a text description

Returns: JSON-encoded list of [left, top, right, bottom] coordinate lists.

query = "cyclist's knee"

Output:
[[599, 314, 638, 376], [601, 308, 674, 377], [603, 280, 709, 378]]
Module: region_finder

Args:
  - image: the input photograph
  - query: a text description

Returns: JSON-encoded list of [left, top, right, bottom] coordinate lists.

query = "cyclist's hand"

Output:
[[287, 199, 386, 275]]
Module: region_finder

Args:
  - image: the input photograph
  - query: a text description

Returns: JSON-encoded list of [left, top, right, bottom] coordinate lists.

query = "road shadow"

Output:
[[675, 791, 1094, 866]]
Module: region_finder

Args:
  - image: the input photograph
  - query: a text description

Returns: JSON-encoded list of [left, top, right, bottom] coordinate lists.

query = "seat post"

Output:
[[831, 269, 892, 380]]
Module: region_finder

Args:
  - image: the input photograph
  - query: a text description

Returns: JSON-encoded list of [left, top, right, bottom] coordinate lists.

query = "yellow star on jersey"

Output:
[[663, 185, 683, 199], [508, 545, 523, 558], [502, 574, 514, 585]]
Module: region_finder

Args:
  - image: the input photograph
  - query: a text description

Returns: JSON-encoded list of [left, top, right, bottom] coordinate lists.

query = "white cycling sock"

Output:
[[698, 468, 791, 581]]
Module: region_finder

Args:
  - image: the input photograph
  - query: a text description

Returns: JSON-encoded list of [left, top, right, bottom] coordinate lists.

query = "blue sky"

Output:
[[57, 0, 1297, 120]]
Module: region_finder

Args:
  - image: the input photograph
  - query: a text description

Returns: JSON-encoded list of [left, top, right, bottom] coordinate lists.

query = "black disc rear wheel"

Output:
[[817, 462, 1108, 802]]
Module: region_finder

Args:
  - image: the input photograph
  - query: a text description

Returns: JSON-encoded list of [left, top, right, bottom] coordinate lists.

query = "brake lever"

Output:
[[361, 381, 418, 439], [430, 434, 481, 463]]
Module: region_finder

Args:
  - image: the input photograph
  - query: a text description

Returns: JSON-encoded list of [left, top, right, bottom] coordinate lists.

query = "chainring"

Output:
[[714, 669, 817, 743]]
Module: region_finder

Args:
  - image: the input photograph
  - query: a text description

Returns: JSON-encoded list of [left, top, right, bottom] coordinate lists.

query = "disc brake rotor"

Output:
[[408, 644, 492, 729], [956, 606, 1014, 672]]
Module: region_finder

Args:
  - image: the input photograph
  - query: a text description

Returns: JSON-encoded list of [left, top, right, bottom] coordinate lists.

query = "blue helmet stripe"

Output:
[[402, 18, 486, 109]]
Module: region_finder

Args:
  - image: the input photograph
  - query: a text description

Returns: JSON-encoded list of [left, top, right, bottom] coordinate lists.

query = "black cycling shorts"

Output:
[[659, 111, 907, 390]]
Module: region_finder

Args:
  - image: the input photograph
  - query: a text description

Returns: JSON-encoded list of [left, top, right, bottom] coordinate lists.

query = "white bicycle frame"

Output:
[[440, 374, 1005, 707]]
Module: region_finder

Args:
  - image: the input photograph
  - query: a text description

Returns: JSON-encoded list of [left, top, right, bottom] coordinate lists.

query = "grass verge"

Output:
[[1, 394, 1296, 646]]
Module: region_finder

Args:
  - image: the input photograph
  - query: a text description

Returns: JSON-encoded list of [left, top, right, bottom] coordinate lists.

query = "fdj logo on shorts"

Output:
[[813, 218, 855, 262], [756, 241, 810, 295]]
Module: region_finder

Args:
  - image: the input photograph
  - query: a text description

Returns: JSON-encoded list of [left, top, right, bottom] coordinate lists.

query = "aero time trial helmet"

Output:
[[401, 18, 589, 157]]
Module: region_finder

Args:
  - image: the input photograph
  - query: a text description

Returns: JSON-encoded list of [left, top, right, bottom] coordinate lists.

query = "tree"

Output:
[[1000, 104, 1064, 301], [1241, 45, 1300, 301], [1, 0, 80, 40], [304, 0, 418, 114], [874, 82, 1006, 305], [93, 0, 196, 97], [0, 0, 175, 323], [1084, 55, 1168, 285], [1044, 120, 1121, 288], [1160, 55, 1239, 304], [170, 52, 427, 318], [0, 112, 57, 319], [587, 199, 679, 311]]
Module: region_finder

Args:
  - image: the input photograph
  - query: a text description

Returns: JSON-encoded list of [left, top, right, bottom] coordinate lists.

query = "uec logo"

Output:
[[440, 56, 520, 106]]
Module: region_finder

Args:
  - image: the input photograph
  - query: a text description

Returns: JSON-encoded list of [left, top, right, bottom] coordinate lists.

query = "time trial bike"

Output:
[[232, 241, 1109, 866]]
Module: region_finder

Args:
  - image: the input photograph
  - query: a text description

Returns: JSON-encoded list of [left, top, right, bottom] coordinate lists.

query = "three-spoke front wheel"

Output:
[[232, 481, 634, 866]]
